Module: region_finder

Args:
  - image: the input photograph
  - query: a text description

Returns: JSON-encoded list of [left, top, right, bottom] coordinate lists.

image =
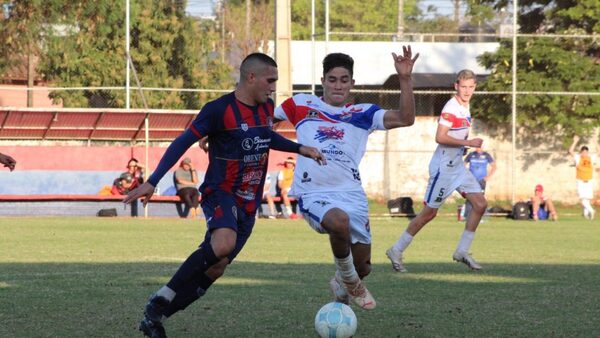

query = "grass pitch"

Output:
[[1, 207, 599, 337]]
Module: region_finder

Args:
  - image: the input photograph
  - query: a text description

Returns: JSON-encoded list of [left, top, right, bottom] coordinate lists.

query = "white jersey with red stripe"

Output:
[[429, 96, 472, 175], [274, 93, 386, 194]]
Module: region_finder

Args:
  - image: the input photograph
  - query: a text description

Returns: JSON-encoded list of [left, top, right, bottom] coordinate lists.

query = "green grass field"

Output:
[[1, 206, 599, 337]]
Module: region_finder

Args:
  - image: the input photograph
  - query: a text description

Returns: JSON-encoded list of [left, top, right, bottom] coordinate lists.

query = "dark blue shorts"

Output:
[[200, 192, 256, 263]]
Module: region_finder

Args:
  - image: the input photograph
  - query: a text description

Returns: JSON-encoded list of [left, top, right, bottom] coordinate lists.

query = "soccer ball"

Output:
[[314, 302, 357, 338]]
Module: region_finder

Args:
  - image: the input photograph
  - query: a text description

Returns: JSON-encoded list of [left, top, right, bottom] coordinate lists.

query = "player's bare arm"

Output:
[[299, 145, 327, 166], [568, 134, 579, 157], [383, 45, 420, 129], [0, 153, 16, 171], [435, 124, 483, 148]]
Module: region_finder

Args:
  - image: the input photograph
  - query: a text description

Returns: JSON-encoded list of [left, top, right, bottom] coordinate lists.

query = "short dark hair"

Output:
[[581, 146, 589, 152], [322, 53, 354, 77], [240, 53, 277, 80]]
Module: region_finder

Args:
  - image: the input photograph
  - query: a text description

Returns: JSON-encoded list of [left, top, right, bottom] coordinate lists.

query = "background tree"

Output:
[[474, 0, 600, 143], [38, 0, 232, 109]]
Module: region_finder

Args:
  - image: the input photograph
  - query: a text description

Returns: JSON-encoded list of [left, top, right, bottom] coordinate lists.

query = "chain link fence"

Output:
[[1, 1, 598, 204]]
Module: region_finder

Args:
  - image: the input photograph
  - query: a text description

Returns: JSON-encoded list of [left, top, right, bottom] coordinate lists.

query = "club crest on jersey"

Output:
[[241, 123, 249, 131], [307, 109, 320, 119], [267, 117, 273, 128], [314, 126, 345, 143]]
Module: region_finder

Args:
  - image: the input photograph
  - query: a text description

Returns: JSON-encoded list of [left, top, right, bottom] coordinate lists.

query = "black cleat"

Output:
[[139, 317, 167, 338], [144, 295, 170, 323]]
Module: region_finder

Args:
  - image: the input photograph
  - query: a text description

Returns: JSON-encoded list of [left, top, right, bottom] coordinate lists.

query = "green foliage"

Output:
[[475, 0, 600, 142], [8, 0, 233, 109]]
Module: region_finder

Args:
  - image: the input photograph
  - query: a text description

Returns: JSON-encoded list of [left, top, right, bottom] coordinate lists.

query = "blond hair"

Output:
[[456, 69, 477, 83]]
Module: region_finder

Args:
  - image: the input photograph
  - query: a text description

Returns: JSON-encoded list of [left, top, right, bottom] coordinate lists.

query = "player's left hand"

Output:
[[299, 146, 327, 165], [123, 181, 156, 207], [392, 45, 419, 78]]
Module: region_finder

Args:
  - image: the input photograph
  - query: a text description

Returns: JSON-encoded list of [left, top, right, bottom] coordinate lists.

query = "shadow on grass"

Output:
[[1, 261, 599, 337]]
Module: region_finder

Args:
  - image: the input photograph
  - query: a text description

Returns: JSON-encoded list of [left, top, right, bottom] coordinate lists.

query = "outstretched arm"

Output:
[[270, 131, 326, 165], [383, 45, 420, 129], [124, 128, 200, 206], [568, 135, 579, 157], [0, 153, 16, 171]]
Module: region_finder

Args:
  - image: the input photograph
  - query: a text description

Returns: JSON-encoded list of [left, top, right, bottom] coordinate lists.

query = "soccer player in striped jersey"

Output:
[[124, 53, 325, 338], [274, 46, 419, 310], [387, 69, 487, 272]]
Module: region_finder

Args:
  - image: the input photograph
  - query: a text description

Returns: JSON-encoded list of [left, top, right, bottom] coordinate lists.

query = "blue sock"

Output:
[[164, 273, 215, 317], [167, 244, 218, 293]]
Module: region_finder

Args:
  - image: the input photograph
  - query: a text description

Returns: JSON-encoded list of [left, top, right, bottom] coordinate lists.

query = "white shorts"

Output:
[[424, 169, 482, 209], [577, 180, 594, 199], [297, 190, 371, 245]]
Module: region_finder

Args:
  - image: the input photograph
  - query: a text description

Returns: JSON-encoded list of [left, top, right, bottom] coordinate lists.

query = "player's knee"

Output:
[[322, 209, 350, 236]]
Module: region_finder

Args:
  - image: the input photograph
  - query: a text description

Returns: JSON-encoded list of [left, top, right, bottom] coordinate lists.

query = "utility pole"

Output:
[[396, 0, 404, 41], [453, 0, 460, 24]]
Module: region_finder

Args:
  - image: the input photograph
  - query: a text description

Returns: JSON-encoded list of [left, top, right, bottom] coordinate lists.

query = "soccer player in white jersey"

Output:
[[386, 69, 487, 272], [274, 46, 419, 310]]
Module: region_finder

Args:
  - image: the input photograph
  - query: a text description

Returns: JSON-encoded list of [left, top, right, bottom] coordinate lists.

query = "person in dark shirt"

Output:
[[124, 53, 325, 338], [462, 147, 496, 220]]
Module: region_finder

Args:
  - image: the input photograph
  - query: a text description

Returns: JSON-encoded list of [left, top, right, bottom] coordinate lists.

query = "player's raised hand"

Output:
[[299, 145, 327, 166], [392, 45, 419, 78], [0, 153, 16, 171], [123, 181, 156, 207]]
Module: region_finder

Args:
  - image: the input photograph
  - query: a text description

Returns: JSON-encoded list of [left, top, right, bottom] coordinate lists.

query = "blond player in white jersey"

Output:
[[386, 69, 487, 272], [274, 46, 419, 310]]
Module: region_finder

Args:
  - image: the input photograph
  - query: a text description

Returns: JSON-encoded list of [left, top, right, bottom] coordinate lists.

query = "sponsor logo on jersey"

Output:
[[321, 144, 349, 163], [242, 136, 271, 151], [267, 116, 273, 128], [348, 106, 363, 113], [314, 126, 345, 143], [351, 168, 361, 181], [235, 188, 256, 201], [242, 170, 263, 184], [301, 171, 312, 183]]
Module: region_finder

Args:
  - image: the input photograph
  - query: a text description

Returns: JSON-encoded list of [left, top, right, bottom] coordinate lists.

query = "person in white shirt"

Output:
[[386, 69, 487, 272], [275, 46, 419, 310]]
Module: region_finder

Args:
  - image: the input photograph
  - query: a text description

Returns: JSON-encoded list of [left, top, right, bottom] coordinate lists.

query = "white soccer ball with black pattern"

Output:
[[314, 302, 357, 338]]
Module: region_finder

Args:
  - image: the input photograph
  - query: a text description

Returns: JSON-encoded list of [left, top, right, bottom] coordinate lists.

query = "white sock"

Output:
[[286, 206, 293, 215], [456, 230, 476, 253], [334, 252, 359, 283], [392, 231, 413, 253], [156, 285, 176, 302]]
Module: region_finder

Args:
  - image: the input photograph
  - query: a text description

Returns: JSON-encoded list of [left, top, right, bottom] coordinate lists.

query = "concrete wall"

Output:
[[360, 117, 599, 204]]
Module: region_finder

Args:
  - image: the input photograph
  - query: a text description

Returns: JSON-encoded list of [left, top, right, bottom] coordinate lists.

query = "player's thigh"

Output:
[[424, 172, 460, 208]]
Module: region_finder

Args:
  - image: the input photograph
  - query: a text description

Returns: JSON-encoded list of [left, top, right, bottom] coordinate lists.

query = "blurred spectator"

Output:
[[278, 157, 298, 219], [262, 173, 277, 219], [126, 158, 145, 190], [462, 147, 496, 220], [530, 184, 558, 221], [111, 172, 139, 216], [174, 157, 200, 218], [568, 135, 597, 220], [0, 152, 16, 171]]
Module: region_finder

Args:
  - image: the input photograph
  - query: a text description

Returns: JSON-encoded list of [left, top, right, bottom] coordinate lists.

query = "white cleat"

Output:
[[386, 247, 408, 273], [329, 272, 349, 305], [452, 251, 483, 270], [343, 278, 376, 310]]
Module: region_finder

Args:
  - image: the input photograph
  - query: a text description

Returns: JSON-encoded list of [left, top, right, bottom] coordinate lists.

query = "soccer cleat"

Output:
[[139, 295, 170, 338], [343, 278, 376, 310], [329, 272, 349, 305], [139, 317, 167, 338], [452, 251, 482, 270], [386, 247, 408, 273]]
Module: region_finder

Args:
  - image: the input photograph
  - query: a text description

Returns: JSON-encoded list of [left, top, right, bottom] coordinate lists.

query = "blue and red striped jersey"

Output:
[[191, 92, 274, 214]]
